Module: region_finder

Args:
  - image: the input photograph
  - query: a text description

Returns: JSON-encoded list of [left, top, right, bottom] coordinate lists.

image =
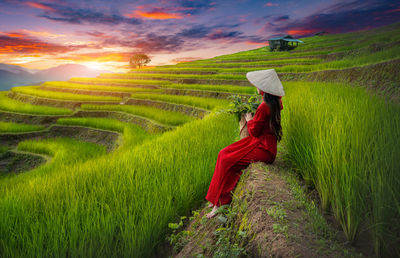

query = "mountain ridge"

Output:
[[0, 63, 110, 91]]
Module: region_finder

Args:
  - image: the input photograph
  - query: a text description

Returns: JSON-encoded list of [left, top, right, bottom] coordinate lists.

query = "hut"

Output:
[[267, 35, 303, 51]]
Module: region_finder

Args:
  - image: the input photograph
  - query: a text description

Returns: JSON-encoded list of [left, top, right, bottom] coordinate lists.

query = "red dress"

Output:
[[206, 100, 282, 206]]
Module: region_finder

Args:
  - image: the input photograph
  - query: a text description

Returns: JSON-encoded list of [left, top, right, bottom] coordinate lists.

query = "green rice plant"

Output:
[[71, 77, 253, 94], [70, 77, 171, 87], [42, 81, 161, 93], [11, 86, 121, 102], [0, 92, 72, 115], [140, 58, 323, 69], [56, 117, 150, 149], [81, 104, 194, 126], [0, 146, 7, 154], [0, 137, 107, 192], [0, 112, 238, 257], [130, 93, 230, 110], [164, 83, 254, 94], [99, 72, 246, 81], [57, 117, 126, 133], [0, 121, 45, 133], [281, 81, 400, 256]]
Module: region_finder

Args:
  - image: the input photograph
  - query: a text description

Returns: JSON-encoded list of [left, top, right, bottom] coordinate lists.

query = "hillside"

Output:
[[0, 22, 399, 257]]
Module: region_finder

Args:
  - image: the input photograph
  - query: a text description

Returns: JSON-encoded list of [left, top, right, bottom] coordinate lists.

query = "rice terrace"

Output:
[[1, 1, 400, 257]]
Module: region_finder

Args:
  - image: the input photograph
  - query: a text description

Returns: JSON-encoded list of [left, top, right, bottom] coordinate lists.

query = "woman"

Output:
[[205, 69, 285, 218]]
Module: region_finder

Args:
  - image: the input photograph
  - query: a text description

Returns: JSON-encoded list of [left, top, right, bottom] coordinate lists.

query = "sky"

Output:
[[0, 0, 399, 72]]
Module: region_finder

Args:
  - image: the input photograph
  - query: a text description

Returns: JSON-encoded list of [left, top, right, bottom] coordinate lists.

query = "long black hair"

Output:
[[263, 93, 282, 142]]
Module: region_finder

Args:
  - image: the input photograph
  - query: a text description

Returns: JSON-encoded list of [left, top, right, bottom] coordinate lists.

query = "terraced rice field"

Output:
[[0, 22, 399, 257]]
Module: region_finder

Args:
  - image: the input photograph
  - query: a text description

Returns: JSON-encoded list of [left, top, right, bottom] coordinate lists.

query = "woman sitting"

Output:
[[205, 69, 285, 218]]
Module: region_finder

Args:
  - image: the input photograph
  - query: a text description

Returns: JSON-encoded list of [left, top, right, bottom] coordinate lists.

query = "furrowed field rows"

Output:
[[0, 121, 45, 133], [81, 104, 195, 126], [141, 58, 324, 68], [130, 93, 230, 110], [56, 117, 150, 149], [0, 109, 172, 134], [69, 78, 255, 94], [127, 45, 400, 74], [8, 92, 121, 109], [40, 81, 247, 100], [0, 124, 120, 152], [0, 92, 73, 115], [42, 81, 163, 93], [11, 86, 122, 102]]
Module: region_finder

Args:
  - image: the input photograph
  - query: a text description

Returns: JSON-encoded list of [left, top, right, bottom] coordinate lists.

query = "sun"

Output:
[[81, 61, 108, 71]]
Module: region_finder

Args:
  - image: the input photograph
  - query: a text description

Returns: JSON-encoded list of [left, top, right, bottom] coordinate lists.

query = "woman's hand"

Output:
[[245, 113, 254, 122]]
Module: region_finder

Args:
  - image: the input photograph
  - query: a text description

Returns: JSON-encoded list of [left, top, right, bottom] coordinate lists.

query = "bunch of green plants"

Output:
[[227, 94, 261, 121]]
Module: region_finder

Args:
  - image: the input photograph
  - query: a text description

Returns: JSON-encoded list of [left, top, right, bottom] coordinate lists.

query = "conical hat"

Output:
[[246, 69, 285, 96]]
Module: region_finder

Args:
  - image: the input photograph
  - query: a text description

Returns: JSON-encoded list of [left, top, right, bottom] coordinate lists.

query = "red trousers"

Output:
[[206, 146, 275, 206]]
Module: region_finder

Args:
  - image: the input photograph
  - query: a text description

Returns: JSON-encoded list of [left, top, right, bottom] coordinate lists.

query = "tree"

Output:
[[129, 53, 151, 69]]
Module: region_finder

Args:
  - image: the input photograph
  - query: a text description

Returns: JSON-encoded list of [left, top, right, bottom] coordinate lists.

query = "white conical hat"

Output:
[[246, 69, 285, 96]]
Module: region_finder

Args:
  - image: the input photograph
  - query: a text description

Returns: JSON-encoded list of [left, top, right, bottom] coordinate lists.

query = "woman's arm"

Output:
[[247, 103, 268, 137]]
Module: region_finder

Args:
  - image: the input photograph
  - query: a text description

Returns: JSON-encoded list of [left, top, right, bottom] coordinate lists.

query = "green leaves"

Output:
[[227, 94, 261, 121]]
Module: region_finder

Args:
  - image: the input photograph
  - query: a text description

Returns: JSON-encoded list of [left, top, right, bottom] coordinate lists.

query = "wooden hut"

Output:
[[267, 35, 303, 51]]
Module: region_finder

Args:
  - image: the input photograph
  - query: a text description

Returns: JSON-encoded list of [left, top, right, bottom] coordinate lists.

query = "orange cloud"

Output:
[[126, 10, 183, 19], [22, 30, 66, 38], [245, 41, 268, 45], [264, 3, 279, 7], [0, 32, 74, 54], [25, 2, 55, 12], [57, 52, 132, 63], [287, 29, 317, 36], [4, 32, 24, 38]]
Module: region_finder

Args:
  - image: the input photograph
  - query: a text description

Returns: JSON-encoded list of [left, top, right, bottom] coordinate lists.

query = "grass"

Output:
[[56, 117, 150, 149], [0, 92, 72, 115], [130, 93, 230, 110], [99, 72, 245, 81], [0, 112, 238, 257], [0, 121, 45, 133], [81, 104, 195, 126], [70, 77, 169, 86], [163, 83, 254, 94], [71, 78, 254, 94], [0, 137, 107, 192], [42, 81, 162, 94], [11, 86, 122, 102], [143, 58, 323, 68], [0, 146, 8, 154], [282, 81, 400, 256]]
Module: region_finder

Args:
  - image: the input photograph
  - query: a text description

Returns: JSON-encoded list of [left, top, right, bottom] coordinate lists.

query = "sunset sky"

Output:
[[1, 0, 399, 72]]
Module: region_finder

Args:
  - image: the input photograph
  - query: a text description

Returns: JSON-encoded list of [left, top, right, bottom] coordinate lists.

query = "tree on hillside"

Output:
[[129, 53, 151, 69]]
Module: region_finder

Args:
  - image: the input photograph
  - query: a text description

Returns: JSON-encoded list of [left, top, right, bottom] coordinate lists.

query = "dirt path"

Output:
[[167, 153, 363, 257]]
